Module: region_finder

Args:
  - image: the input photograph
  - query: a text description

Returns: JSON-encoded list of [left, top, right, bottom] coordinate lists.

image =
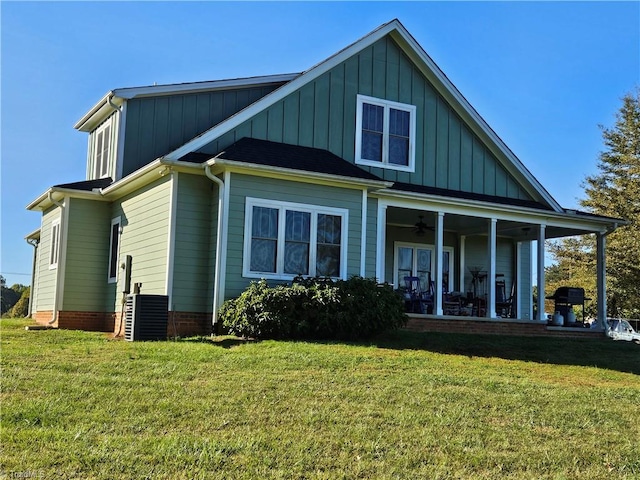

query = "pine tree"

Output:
[[547, 89, 640, 318]]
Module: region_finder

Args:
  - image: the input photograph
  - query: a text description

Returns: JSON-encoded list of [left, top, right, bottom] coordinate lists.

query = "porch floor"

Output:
[[404, 314, 606, 338]]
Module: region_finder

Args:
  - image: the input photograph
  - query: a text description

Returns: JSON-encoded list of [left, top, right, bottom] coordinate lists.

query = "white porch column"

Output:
[[487, 218, 497, 318], [434, 211, 445, 316], [596, 232, 607, 330], [459, 235, 466, 293], [375, 203, 387, 283], [536, 225, 546, 321], [360, 189, 368, 278], [516, 241, 523, 319]]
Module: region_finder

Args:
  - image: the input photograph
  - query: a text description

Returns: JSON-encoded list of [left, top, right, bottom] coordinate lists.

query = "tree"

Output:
[[547, 89, 640, 318]]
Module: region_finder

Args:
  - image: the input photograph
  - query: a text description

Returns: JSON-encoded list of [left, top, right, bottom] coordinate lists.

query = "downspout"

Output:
[[48, 192, 65, 325], [204, 164, 225, 333], [599, 223, 619, 331], [26, 238, 39, 318]]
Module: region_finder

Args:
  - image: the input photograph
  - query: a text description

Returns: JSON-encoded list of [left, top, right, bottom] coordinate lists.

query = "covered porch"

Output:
[[373, 190, 621, 333]]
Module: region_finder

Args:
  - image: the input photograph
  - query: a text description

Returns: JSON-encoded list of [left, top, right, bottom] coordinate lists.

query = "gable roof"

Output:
[[160, 18, 564, 213]]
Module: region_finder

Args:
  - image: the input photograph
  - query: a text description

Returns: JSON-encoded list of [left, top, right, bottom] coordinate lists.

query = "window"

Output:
[[355, 95, 416, 171], [394, 242, 454, 291], [92, 118, 113, 179], [108, 217, 121, 282], [49, 219, 60, 269], [244, 198, 348, 280]]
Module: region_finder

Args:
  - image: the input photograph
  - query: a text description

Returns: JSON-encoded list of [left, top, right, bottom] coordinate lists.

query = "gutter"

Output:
[[204, 164, 225, 333]]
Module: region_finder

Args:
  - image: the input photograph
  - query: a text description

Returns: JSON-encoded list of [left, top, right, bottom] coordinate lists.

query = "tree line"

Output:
[[546, 89, 640, 319]]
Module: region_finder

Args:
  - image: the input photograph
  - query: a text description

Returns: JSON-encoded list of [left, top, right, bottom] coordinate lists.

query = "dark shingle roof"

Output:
[[212, 138, 383, 182], [391, 182, 553, 211], [54, 178, 113, 191]]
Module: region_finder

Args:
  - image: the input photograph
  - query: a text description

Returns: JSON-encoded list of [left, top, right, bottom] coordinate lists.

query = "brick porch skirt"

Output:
[[31, 310, 212, 337], [404, 315, 606, 338]]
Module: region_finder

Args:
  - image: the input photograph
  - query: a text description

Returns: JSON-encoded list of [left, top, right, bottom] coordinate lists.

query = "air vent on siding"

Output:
[[124, 294, 169, 341]]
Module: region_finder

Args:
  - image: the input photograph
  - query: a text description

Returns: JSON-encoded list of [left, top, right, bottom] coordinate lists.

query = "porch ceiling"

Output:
[[386, 207, 600, 241]]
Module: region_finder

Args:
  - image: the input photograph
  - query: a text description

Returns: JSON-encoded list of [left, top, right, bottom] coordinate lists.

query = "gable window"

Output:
[[244, 198, 348, 280], [355, 95, 416, 172], [92, 118, 113, 179], [108, 217, 121, 283], [49, 219, 60, 269]]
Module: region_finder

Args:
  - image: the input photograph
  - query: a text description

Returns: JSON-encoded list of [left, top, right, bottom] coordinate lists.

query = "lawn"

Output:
[[2, 317, 639, 479]]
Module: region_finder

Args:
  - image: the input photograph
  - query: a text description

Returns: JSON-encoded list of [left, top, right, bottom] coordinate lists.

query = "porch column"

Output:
[[596, 232, 607, 330], [458, 235, 466, 293], [375, 203, 387, 283], [434, 211, 445, 316], [515, 241, 523, 319], [536, 225, 546, 321], [487, 218, 497, 318]]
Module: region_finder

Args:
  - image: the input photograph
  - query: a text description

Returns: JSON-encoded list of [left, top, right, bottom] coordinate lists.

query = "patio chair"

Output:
[[496, 279, 514, 318], [403, 276, 434, 314]]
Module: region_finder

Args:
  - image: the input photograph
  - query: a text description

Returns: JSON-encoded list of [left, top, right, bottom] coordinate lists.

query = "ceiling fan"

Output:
[[413, 215, 434, 236]]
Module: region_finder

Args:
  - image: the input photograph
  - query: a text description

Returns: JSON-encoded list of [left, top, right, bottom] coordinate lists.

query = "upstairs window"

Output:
[[355, 95, 416, 172], [92, 118, 113, 179], [243, 198, 348, 280]]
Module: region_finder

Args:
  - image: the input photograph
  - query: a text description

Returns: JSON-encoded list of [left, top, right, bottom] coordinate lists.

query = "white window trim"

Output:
[[49, 219, 61, 269], [92, 117, 114, 180], [243, 197, 349, 281], [393, 241, 454, 291], [355, 94, 416, 172], [108, 216, 122, 283]]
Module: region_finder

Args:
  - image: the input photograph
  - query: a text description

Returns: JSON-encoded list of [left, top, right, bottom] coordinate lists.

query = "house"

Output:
[[25, 19, 622, 337]]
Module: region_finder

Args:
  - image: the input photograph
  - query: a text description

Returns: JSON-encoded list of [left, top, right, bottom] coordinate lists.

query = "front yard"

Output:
[[1, 318, 639, 479]]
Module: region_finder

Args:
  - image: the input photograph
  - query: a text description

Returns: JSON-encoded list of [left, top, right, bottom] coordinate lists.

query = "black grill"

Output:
[[546, 287, 589, 325]]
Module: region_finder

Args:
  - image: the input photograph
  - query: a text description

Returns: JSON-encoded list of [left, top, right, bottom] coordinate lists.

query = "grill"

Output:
[[546, 287, 589, 325]]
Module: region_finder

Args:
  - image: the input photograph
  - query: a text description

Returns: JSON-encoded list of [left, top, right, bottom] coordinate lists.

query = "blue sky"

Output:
[[1, 1, 639, 288]]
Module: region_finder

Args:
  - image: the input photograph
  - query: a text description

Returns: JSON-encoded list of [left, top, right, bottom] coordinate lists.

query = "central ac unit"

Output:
[[124, 294, 169, 341]]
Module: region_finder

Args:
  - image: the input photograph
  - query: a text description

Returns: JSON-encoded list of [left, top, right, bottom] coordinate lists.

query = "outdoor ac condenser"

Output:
[[124, 294, 169, 341]]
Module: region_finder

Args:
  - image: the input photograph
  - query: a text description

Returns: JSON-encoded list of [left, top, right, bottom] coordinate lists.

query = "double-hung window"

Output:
[[355, 95, 416, 172], [108, 217, 121, 283], [49, 219, 60, 269], [244, 198, 348, 280]]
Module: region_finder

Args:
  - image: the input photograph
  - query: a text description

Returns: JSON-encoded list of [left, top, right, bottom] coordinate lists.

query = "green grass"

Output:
[[2, 317, 639, 479]]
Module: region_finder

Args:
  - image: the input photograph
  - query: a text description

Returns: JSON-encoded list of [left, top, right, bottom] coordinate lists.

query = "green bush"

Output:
[[219, 276, 406, 340]]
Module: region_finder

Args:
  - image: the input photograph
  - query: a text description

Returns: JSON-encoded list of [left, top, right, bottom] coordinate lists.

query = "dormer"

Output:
[[74, 93, 123, 182], [73, 74, 299, 183]]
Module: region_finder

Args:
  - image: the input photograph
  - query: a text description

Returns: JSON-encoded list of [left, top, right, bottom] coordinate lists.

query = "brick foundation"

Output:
[[31, 309, 212, 338], [404, 315, 605, 338]]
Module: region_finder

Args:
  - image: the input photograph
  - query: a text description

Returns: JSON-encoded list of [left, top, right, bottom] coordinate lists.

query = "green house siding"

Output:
[[61, 199, 111, 311], [122, 85, 281, 176], [171, 173, 215, 313], [463, 236, 515, 297], [224, 173, 365, 299], [196, 37, 533, 203], [33, 206, 62, 311], [108, 176, 172, 311]]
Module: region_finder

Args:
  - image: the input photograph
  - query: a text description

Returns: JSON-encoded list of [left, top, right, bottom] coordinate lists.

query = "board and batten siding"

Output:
[[61, 199, 111, 311], [33, 206, 62, 311], [122, 85, 282, 177], [108, 176, 172, 312], [365, 197, 379, 278], [518, 241, 532, 319], [196, 37, 533, 203], [171, 173, 215, 313], [224, 173, 365, 299]]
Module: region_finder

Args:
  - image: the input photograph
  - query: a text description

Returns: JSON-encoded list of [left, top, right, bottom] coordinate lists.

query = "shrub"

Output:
[[219, 276, 406, 340]]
